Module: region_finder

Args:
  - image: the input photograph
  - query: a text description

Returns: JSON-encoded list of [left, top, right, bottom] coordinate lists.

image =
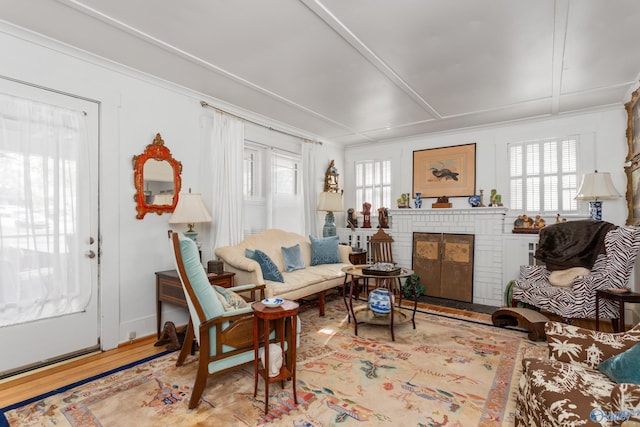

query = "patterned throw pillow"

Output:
[[245, 248, 284, 282], [546, 322, 640, 369], [212, 285, 248, 311], [309, 235, 340, 266], [281, 244, 305, 272]]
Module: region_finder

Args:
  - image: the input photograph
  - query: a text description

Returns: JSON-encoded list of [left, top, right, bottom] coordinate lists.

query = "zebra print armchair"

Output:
[[512, 225, 640, 324]]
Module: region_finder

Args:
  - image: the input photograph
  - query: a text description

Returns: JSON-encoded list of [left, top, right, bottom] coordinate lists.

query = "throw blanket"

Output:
[[535, 220, 616, 271]]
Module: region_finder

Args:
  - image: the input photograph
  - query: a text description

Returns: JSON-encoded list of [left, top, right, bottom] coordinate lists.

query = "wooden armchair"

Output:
[[170, 232, 263, 409]]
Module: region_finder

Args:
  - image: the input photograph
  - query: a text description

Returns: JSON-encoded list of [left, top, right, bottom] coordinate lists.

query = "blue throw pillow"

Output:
[[597, 343, 640, 384], [281, 244, 305, 272], [245, 248, 284, 282], [310, 235, 340, 266]]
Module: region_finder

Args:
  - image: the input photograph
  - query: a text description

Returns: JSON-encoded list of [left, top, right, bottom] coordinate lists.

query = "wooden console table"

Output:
[[155, 269, 235, 338]]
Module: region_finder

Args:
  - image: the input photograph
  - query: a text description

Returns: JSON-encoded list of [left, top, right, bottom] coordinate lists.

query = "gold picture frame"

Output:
[[413, 143, 476, 198], [625, 156, 640, 226], [626, 86, 640, 161]]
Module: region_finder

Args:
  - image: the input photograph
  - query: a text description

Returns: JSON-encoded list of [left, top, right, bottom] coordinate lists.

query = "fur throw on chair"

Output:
[[535, 219, 616, 271]]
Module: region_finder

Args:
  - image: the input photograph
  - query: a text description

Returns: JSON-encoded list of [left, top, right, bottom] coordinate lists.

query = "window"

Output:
[[272, 152, 299, 195], [243, 146, 260, 199], [508, 136, 578, 213], [243, 145, 303, 235], [355, 160, 391, 212]]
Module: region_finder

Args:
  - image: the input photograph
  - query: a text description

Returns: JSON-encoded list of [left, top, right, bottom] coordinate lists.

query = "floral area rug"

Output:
[[1, 298, 546, 426]]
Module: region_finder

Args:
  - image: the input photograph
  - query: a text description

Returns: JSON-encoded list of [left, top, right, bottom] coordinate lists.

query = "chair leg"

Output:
[[177, 320, 194, 367], [189, 371, 207, 409]]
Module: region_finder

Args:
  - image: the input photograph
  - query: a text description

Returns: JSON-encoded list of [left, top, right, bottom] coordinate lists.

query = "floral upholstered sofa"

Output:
[[214, 229, 352, 316], [516, 321, 640, 426]]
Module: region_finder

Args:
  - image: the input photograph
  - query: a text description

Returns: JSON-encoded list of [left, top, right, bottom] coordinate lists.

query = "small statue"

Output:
[[514, 215, 525, 228], [489, 189, 503, 207], [362, 202, 372, 228], [347, 208, 358, 230], [396, 193, 410, 208], [323, 160, 339, 192], [534, 215, 546, 229], [479, 189, 486, 207], [378, 207, 389, 228]]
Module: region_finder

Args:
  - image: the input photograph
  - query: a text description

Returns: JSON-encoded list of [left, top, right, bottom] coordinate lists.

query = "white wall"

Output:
[[345, 107, 629, 226], [0, 24, 342, 349]]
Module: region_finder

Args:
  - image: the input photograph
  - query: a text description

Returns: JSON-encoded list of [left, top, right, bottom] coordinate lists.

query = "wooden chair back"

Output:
[[369, 228, 395, 264]]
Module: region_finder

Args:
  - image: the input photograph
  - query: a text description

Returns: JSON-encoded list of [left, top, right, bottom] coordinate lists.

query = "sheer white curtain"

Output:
[[303, 141, 319, 237], [203, 111, 245, 253], [0, 93, 90, 326]]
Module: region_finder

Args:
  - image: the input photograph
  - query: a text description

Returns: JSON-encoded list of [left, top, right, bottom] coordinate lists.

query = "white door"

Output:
[[0, 78, 99, 375]]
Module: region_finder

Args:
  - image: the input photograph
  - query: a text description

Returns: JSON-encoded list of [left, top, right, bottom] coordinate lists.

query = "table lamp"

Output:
[[317, 191, 344, 237], [575, 171, 621, 221], [168, 189, 212, 243]]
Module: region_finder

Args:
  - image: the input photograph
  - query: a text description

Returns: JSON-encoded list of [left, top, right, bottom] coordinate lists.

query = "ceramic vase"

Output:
[[368, 288, 393, 316], [414, 192, 422, 208]]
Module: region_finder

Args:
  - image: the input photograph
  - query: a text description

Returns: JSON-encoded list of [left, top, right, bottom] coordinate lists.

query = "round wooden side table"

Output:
[[252, 299, 299, 414]]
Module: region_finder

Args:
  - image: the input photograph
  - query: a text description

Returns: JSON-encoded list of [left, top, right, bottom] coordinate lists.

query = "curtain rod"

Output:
[[200, 101, 322, 145]]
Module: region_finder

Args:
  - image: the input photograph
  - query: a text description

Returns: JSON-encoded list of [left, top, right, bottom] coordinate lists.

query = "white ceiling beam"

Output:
[[551, 0, 570, 114]]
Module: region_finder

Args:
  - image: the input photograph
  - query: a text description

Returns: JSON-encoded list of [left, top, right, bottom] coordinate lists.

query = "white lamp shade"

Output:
[[168, 192, 212, 225], [575, 172, 621, 201], [317, 192, 344, 212]]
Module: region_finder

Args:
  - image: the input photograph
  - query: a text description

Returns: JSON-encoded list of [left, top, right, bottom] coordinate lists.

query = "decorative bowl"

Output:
[[468, 195, 481, 207], [368, 288, 393, 316], [261, 298, 284, 308]]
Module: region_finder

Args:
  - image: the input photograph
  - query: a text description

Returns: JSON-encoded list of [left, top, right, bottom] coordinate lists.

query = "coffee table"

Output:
[[342, 265, 416, 341]]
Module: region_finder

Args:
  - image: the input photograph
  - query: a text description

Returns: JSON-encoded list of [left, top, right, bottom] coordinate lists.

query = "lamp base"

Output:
[[322, 211, 336, 237], [588, 201, 603, 221]]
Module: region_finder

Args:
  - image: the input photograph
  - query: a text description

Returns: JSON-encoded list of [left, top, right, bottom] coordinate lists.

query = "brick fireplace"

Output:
[[389, 207, 508, 307]]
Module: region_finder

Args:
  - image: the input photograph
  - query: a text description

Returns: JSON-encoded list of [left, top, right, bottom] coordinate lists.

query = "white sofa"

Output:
[[214, 229, 352, 316]]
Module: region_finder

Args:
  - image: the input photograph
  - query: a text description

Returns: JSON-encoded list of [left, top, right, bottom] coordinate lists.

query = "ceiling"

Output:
[[2, 0, 640, 145]]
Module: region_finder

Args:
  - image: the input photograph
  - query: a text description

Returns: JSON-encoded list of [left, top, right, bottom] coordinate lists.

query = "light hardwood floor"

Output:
[[0, 335, 165, 407]]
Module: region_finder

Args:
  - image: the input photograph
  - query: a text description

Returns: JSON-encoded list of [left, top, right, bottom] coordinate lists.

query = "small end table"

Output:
[[252, 300, 299, 413], [595, 289, 640, 332]]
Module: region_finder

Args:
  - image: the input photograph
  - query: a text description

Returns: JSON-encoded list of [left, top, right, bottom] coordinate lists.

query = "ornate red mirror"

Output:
[[132, 133, 182, 219]]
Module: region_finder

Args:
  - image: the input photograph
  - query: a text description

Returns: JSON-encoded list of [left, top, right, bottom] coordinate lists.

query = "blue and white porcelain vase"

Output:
[[368, 288, 393, 316], [414, 192, 422, 209]]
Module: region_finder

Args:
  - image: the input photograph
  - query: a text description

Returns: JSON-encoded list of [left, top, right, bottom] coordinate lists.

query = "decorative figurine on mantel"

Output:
[[396, 193, 410, 208], [478, 189, 486, 207], [432, 195, 452, 208], [378, 207, 389, 228], [347, 208, 358, 230], [362, 202, 372, 228], [489, 189, 503, 207]]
